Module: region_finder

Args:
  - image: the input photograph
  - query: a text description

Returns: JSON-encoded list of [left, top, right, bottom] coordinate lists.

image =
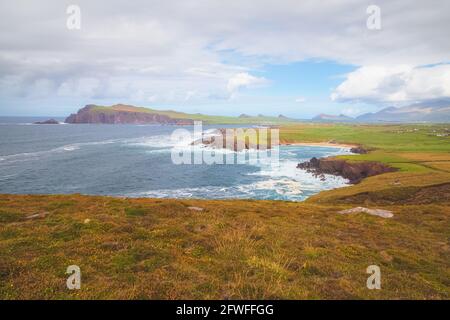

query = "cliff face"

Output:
[[65, 105, 194, 125], [297, 157, 396, 184]]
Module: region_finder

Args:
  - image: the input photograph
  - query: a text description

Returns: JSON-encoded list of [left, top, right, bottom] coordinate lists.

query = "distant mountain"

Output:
[[356, 101, 450, 123], [65, 104, 299, 125], [312, 113, 354, 122]]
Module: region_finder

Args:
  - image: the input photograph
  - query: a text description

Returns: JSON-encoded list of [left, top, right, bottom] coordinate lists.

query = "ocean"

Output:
[[0, 117, 351, 201]]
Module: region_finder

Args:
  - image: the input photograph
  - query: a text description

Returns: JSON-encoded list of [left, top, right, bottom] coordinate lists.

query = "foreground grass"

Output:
[[0, 194, 448, 299]]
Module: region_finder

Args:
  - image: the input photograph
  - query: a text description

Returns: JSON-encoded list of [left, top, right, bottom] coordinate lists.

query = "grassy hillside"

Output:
[[280, 123, 450, 153], [90, 104, 297, 125], [0, 123, 449, 299], [0, 195, 448, 299]]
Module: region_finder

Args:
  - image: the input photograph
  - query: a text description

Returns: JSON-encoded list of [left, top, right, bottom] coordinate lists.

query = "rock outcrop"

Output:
[[349, 146, 369, 154], [191, 128, 275, 151], [65, 105, 194, 125], [297, 157, 396, 184], [33, 119, 60, 124], [338, 207, 393, 218]]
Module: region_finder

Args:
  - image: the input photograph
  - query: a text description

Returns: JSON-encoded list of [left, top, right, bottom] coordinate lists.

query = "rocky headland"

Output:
[[297, 157, 396, 184], [191, 128, 275, 152], [65, 104, 194, 125], [33, 119, 60, 124]]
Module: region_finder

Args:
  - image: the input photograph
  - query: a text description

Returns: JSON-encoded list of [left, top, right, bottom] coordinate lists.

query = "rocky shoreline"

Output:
[[33, 118, 60, 124], [191, 128, 275, 152], [297, 157, 396, 184]]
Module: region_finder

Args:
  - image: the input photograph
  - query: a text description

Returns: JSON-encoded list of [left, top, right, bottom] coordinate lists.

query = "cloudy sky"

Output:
[[1, 0, 449, 117]]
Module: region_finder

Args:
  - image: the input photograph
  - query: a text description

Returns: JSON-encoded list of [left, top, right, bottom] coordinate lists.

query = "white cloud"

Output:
[[331, 64, 450, 104], [184, 90, 196, 101], [227, 72, 267, 94], [295, 97, 306, 103], [341, 107, 362, 117], [147, 95, 158, 103], [0, 0, 449, 113]]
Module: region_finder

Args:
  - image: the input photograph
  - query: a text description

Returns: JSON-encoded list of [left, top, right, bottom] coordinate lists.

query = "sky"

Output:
[[0, 0, 449, 118]]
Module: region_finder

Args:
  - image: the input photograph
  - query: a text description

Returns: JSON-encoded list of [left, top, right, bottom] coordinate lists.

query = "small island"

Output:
[[33, 118, 60, 124]]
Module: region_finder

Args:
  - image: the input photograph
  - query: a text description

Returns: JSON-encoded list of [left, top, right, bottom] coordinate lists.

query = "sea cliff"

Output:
[[65, 104, 194, 125], [297, 157, 396, 184]]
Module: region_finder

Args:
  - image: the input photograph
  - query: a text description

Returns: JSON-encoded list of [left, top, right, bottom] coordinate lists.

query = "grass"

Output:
[[90, 104, 298, 125], [0, 123, 449, 299], [280, 123, 450, 152], [0, 195, 448, 299]]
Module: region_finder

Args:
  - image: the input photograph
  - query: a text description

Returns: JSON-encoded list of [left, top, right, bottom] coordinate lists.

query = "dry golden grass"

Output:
[[0, 194, 449, 299]]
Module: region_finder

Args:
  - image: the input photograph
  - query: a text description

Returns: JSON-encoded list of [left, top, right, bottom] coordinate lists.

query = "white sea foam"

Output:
[[0, 174, 17, 180], [128, 167, 347, 201], [128, 180, 304, 200], [62, 145, 80, 151], [252, 147, 349, 186], [128, 136, 350, 200], [124, 134, 191, 149], [129, 183, 270, 199], [126, 131, 259, 158], [250, 178, 303, 196], [245, 157, 348, 198], [0, 139, 117, 164]]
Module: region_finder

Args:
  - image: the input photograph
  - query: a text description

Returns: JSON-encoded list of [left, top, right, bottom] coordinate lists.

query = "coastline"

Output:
[[281, 141, 358, 149]]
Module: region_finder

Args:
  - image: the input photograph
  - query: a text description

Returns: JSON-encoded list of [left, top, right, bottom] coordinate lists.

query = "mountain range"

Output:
[[355, 100, 450, 123], [312, 114, 354, 122], [313, 101, 450, 123]]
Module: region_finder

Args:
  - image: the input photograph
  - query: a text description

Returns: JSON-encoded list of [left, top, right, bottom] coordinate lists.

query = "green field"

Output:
[[0, 123, 449, 299]]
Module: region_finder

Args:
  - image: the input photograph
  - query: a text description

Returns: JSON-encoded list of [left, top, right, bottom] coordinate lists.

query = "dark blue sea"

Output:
[[0, 117, 350, 201]]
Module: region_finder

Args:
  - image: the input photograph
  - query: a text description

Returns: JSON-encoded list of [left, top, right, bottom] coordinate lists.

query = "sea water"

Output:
[[0, 117, 351, 201]]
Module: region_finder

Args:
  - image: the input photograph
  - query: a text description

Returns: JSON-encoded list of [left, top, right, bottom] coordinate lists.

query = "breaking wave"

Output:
[[0, 139, 117, 164]]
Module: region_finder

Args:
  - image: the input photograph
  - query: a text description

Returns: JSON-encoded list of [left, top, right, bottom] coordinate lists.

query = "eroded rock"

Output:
[[338, 207, 393, 218], [350, 146, 368, 154], [187, 206, 204, 212], [297, 157, 396, 184]]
